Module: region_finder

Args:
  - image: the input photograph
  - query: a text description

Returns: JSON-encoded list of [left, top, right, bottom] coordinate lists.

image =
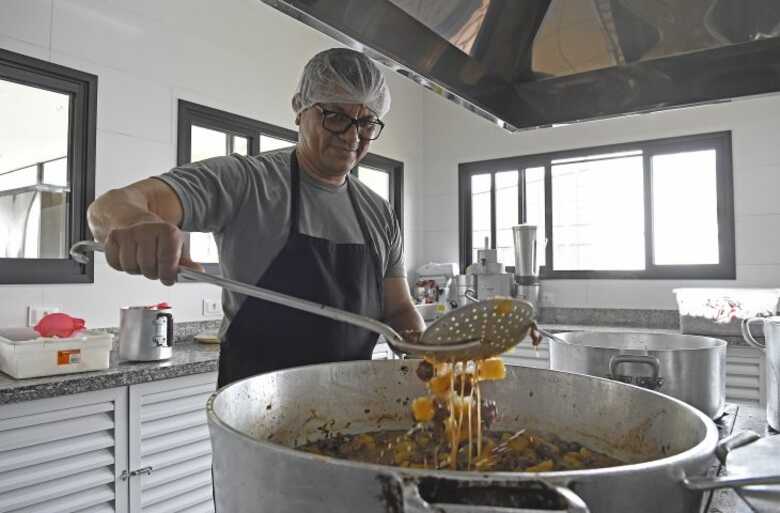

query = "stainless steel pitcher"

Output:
[[742, 316, 780, 431], [119, 304, 174, 361]]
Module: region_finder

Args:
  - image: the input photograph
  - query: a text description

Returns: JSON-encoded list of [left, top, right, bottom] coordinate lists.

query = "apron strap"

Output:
[[290, 150, 384, 290]]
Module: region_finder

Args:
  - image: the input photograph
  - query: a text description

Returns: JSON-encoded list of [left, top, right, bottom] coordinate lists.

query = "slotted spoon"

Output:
[[70, 241, 535, 360]]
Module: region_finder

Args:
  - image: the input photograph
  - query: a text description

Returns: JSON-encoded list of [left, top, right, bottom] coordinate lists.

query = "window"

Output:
[[459, 132, 735, 279], [177, 101, 404, 269], [0, 49, 97, 284], [353, 153, 404, 230], [177, 100, 297, 270]]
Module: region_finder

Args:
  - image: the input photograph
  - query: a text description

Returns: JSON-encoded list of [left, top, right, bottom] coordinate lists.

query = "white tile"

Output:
[[94, 130, 174, 193], [0, 34, 50, 60], [42, 262, 221, 327], [737, 265, 780, 287], [735, 214, 780, 265], [0, 0, 52, 48], [585, 281, 678, 310], [538, 280, 588, 308], [0, 286, 45, 326], [421, 230, 459, 265], [421, 193, 458, 232], [733, 163, 780, 216], [51, 51, 172, 143]]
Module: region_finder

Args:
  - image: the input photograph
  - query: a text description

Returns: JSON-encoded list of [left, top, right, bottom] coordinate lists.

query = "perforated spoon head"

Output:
[[413, 298, 536, 361]]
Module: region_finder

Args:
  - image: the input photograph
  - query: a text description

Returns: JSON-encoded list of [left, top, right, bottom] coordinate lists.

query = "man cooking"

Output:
[[88, 48, 425, 387]]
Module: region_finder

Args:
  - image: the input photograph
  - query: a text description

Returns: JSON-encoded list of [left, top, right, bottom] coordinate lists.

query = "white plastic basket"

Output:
[[673, 288, 780, 336], [0, 330, 113, 379]]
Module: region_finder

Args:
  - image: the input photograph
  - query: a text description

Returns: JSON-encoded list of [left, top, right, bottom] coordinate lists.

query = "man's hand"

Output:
[[104, 221, 203, 286]]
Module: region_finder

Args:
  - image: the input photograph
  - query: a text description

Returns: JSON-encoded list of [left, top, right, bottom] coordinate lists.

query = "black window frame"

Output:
[[177, 100, 404, 272], [459, 131, 736, 280], [352, 153, 404, 232], [0, 49, 97, 284]]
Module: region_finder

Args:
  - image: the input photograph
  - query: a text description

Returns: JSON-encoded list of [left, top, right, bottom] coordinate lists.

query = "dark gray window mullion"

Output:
[[489, 172, 496, 251], [543, 162, 553, 274], [518, 168, 527, 224], [643, 152, 654, 272]]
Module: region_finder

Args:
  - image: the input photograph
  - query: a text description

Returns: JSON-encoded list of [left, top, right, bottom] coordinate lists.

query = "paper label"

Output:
[[57, 349, 81, 365]]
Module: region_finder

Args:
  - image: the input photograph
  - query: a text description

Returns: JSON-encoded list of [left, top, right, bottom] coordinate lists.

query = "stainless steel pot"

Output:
[[207, 360, 776, 513], [548, 332, 726, 418], [742, 316, 780, 431], [118, 304, 173, 361]]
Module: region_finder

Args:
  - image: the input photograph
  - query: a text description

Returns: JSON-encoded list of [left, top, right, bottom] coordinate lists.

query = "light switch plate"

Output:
[[202, 298, 222, 317]]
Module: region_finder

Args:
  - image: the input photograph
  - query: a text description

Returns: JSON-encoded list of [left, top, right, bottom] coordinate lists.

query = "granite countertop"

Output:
[[0, 313, 758, 405], [0, 339, 219, 405]]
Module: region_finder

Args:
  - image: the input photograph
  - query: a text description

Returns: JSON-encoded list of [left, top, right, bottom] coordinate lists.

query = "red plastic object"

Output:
[[34, 313, 86, 338], [153, 302, 171, 310]]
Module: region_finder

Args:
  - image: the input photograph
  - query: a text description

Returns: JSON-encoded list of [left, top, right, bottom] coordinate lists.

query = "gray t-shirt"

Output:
[[155, 147, 405, 336]]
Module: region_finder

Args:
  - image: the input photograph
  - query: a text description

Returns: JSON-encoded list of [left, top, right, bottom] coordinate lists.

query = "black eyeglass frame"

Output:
[[314, 104, 385, 140]]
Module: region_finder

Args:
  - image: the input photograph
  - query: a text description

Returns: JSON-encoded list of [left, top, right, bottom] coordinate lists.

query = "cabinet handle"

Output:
[[130, 466, 153, 477]]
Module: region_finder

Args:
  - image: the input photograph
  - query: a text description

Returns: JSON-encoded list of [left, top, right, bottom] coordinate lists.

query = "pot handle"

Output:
[[398, 476, 590, 513], [682, 430, 780, 491], [740, 317, 766, 350], [607, 355, 664, 391]]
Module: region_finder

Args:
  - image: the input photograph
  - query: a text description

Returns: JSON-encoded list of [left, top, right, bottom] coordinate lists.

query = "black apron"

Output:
[[217, 152, 384, 388]]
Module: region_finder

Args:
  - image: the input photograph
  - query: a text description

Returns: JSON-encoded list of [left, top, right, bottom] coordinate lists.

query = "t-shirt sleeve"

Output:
[[154, 155, 251, 234], [385, 207, 406, 279]]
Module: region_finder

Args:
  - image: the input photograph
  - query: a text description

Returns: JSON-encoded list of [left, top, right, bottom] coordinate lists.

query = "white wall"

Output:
[[419, 88, 780, 310], [0, 0, 425, 327]]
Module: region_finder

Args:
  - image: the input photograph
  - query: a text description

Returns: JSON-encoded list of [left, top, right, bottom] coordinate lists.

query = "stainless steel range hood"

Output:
[[260, 0, 780, 131]]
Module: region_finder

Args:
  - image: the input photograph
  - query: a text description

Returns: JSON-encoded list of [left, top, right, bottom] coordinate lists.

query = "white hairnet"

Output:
[[292, 48, 391, 119]]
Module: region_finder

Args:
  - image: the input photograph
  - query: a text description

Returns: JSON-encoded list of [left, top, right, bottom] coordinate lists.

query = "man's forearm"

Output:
[[88, 188, 161, 242], [386, 303, 425, 334]]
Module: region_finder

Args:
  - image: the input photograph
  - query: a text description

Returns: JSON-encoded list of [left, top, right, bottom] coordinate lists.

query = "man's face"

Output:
[[297, 102, 374, 178]]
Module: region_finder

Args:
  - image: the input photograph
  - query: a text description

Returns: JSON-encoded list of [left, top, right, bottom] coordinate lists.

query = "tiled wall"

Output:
[[0, 0, 425, 327], [418, 87, 780, 310]]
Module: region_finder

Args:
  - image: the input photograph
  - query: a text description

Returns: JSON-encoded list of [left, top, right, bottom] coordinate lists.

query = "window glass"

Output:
[[495, 170, 518, 267], [652, 150, 718, 265], [232, 135, 248, 155], [191, 125, 227, 162], [524, 167, 546, 267], [551, 154, 645, 270], [260, 135, 295, 152], [0, 78, 70, 259], [357, 166, 390, 202], [470, 173, 491, 265]]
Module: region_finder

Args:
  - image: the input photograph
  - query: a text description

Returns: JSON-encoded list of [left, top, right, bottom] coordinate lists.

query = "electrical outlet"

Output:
[[27, 306, 61, 327], [202, 298, 222, 317]]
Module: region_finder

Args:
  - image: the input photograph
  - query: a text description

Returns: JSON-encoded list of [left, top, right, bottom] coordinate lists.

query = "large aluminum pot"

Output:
[[207, 360, 757, 513], [548, 332, 726, 418]]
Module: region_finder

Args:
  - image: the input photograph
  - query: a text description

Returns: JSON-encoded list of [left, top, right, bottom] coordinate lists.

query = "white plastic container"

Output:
[[673, 288, 780, 336], [0, 330, 114, 379]]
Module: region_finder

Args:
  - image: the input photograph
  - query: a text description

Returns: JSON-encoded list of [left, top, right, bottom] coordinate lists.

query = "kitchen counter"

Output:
[[0, 339, 219, 405]]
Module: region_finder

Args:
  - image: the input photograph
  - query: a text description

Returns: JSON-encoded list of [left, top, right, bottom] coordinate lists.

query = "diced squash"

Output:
[[562, 452, 584, 469], [526, 459, 554, 472], [428, 373, 452, 397], [496, 299, 514, 316], [508, 434, 530, 452], [411, 396, 436, 422], [478, 358, 506, 381]]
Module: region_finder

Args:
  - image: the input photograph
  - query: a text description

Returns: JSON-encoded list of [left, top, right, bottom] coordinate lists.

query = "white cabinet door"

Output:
[[0, 387, 128, 513], [128, 372, 217, 513]]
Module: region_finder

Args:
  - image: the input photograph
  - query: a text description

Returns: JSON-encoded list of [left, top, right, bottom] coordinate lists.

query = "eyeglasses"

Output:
[[314, 105, 385, 141]]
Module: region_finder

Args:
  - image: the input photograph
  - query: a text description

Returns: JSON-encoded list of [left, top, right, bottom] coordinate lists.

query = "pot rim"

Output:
[[206, 360, 719, 481], [549, 331, 728, 351]]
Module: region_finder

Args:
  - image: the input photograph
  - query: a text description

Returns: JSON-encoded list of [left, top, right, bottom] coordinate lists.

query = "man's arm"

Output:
[[88, 179, 200, 285], [382, 277, 425, 335]]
